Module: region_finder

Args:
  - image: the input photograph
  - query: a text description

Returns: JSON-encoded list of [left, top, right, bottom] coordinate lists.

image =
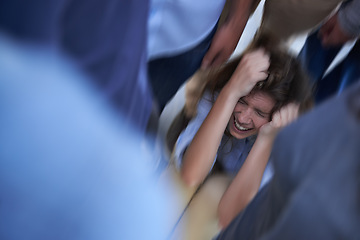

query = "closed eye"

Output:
[[255, 110, 267, 118], [238, 98, 247, 105]]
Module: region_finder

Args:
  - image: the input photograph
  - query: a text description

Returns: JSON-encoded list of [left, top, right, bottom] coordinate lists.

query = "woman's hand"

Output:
[[259, 103, 299, 140], [228, 49, 270, 98]]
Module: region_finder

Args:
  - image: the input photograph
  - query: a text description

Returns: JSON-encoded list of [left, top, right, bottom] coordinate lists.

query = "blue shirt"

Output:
[[174, 91, 273, 186], [148, 0, 225, 59], [0, 0, 153, 134], [0, 35, 171, 240]]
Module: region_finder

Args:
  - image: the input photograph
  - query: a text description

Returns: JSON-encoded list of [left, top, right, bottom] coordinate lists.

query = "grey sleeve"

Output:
[[338, 0, 360, 37]]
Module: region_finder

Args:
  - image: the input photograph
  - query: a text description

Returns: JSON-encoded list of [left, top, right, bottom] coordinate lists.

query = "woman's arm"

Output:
[[217, 103, 299, 228], [181, 49, 270, 187]]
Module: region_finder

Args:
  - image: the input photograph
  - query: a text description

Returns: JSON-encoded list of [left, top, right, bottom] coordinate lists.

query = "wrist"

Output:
[[257, 129, 278, 143], [254, 135, 275, 155], [222, 81, 247, 101]]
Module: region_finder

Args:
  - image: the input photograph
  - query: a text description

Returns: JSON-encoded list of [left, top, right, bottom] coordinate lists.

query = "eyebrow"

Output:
[[254, 108, 271, 116], [239, 97, 247, 103]]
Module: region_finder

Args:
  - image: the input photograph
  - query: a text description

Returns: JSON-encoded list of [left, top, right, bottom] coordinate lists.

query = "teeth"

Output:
[[234, 118, 250, 131], [239, 125, 249, 131]]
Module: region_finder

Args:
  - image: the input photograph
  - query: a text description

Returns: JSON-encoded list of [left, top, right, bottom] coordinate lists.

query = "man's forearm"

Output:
[[224, 0, 257, 31]]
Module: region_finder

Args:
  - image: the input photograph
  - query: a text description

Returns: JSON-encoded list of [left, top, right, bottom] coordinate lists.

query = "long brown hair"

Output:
[[166, 34, 314, 152], [206, 34, 314, 117]]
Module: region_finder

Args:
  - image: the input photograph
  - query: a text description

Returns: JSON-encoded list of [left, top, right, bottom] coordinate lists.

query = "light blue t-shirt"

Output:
[[148, 0, 226, 59], [174, 91, 273, 188]]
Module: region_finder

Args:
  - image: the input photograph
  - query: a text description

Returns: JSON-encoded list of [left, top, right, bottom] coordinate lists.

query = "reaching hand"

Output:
[[201, 23, 245, 69], [228, 49, 270, 98], [259, 103, 299, 139], [319, 13, 354, 47]]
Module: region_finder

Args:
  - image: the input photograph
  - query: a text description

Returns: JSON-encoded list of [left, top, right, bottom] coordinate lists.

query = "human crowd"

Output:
[[0, 0, 359, 239]]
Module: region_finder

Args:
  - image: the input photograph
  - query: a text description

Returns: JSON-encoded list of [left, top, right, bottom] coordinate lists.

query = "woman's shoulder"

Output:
[[201, 89, 216, 102], [197, 90, 217, 111]]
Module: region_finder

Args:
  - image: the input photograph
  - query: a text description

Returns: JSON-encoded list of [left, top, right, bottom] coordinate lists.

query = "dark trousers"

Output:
[[148, 25, 217, 112]]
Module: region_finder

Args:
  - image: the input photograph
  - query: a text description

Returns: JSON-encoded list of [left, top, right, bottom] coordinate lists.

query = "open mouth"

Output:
[[234, 116, 252, 132]]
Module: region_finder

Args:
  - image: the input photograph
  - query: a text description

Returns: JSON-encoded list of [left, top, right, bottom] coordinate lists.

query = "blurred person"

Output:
[[216, 78, 360, 240], [298, 0, 360, 103], [0, 0, 154, 135], [0, 34, 173, 240], [258, 0, 344, 43], [172, 36, 313, 228], [147, 0, 260, 112]]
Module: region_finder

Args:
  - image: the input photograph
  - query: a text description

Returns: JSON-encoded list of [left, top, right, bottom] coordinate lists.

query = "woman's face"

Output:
[[227, 91, 275, 139]]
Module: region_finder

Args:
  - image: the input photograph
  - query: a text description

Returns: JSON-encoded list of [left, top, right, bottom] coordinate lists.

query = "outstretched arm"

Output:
[[181, 49, 269, 187], [217, 103, 299, 229], [201, 0, 257, 69]]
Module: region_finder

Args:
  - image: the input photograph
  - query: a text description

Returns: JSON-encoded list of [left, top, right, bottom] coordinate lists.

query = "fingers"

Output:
[[244, 48, 270, 64], [228, 48, 270, 96], [284, 103, 299, 125], [272, 103, 299, 128], [239, 48, 270, 81], [250, 48, 270, 72], [260, 103, 299, 139]]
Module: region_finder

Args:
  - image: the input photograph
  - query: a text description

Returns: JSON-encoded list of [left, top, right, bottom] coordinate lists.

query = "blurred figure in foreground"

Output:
[[216, 80, 360, 239], [298, 0, 360, 103], [0, 0, 153, 135], [0, 35, 172, 240]]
